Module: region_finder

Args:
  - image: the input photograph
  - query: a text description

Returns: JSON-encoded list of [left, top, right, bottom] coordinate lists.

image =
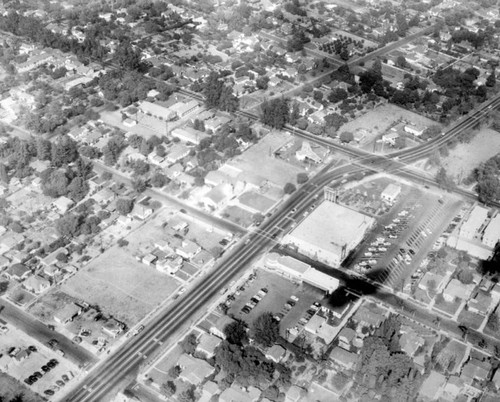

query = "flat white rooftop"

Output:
[[285, 202, 375, 250]]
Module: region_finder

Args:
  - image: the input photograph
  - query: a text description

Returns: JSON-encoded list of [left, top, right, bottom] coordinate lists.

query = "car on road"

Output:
[[179, 287, 186, 294], [290, 208, 297, 213], [48, 339, 58, 348]]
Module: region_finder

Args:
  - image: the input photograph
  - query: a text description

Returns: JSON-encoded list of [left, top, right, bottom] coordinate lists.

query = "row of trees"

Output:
[[203, 72, 239, 112]]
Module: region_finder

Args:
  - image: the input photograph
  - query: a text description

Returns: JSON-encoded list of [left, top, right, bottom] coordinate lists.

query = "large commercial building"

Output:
[[483, 214, 500, 248], [282, 202, 375, 267], [265, 253, 339, 294], [459, 205, 488, 240]]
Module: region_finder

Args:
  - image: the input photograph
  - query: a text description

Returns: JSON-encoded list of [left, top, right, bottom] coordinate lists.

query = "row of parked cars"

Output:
[[273, 295, 299, 322], [24, 358, 59, 389], [241, 287, 268, 314]]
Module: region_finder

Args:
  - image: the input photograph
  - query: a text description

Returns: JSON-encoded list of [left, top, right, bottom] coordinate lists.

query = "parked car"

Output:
[[44, 390, 55, 396]]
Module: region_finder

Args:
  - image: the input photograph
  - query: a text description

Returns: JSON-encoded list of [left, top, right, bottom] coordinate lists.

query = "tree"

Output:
[[178, 385, 196, 402], [435, 167, 456, 190], [162, 380, 176, 397], [340, 131, 354, 143], [328, 88, 348, 103], [180, 333, 198, 355], [51, 136, 78, 167], [55, 213, 83, 237], [150, 173, 167, 188], [487, 312, 499, 332], [168, 365, 181, 379], [297, 173, 309, 184], [486, 70, 496, 87], [132, 178, 148, 193], [203, 72, 223, 109], [457, 269, 473, 284], [284, 182, 296, 194], [224, 320, 248, 346], [0, 163, 8, 184], [116, 198, 134, 215], [396, 55, 408, 68], [260, 98, 289, 129], [67, 176, 89, 202], [218, 85, 239, 112], [36, 137, 51, 160], [252, 312, 279, 347]]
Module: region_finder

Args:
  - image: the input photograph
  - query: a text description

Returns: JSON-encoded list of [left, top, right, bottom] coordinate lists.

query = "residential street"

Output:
[[0, 300, 97, 367]]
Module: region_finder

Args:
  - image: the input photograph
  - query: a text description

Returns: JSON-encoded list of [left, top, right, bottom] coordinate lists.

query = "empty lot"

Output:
[[61, 244, 180, 326]]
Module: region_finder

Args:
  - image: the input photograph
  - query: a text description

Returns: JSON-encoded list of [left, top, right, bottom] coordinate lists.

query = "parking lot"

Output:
[[0, 324, 78, 399], [346, 182, 463, 290], [226, 269, 324, 337]]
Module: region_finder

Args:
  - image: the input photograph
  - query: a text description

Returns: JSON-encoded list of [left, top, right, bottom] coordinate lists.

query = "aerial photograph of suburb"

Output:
[[2, 0, 500, 401]]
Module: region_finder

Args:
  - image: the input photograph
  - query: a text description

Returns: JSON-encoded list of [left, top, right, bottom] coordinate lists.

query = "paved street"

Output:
[[0, 300, 97, 367]]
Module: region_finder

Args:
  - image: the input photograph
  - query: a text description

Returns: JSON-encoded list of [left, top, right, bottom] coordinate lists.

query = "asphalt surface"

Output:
[[0, 300, 97, 367]]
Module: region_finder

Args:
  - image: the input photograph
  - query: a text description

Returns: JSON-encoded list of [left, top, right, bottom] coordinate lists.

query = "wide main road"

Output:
[[63, 160, 357, 401], [67, 76, 500, 402]]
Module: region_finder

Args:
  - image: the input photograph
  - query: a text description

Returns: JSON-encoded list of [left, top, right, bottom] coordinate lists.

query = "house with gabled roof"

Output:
[[5, 263, 31, 281], [196, 333, 222, 359], [24, 275, 50, 294], [177, 354, 215, 386]]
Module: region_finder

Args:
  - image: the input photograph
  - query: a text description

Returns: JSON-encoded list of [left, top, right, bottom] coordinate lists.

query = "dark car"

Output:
[[261, 288, 268, 294], [29, 376, 38, 383], [47, 361, 57, 369], [44, 390, 55, 396], [50, 358, 59, 365], [62, 374, 70, 382], [28, 345, 37, 352], [24, 378, 32, 385], [41, 365, 50, 372], [33, 371, 43, 379]]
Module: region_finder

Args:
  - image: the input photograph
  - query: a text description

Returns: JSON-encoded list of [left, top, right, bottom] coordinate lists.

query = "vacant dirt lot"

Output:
[[61, 244, 180, 326], [441, 128, 500, 182]]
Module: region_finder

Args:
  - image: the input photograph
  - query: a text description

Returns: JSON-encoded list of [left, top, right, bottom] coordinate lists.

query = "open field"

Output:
[[338, 104, 438, 146], [61, 244, 180, 326], [441, 128, 500, 182]]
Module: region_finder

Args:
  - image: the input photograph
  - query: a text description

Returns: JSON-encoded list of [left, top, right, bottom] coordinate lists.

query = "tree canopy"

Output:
[[252, 312, 280, 347]]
